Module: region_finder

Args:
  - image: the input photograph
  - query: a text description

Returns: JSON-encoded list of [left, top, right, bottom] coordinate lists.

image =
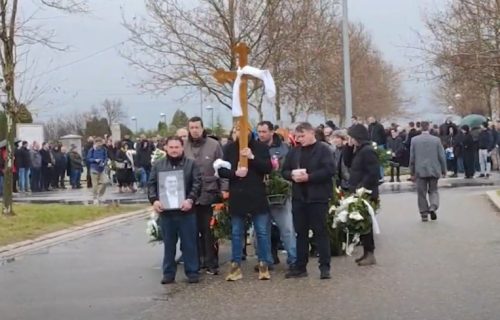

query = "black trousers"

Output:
[[292, 200, 331, 272], [361, 229, 375, 252], [41, 166, 52, 190], [463, 151, 475, 178], [86, 165, 92, 188], [196, 204, 219, 269]]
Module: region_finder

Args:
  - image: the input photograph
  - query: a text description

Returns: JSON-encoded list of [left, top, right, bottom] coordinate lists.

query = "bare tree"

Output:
[[101, 98, 126, 127], [0, 0, 88, 215], [416, 0, 500, 117]]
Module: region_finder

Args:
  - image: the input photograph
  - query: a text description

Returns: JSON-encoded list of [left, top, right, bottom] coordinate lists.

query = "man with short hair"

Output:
[[15, 141, 31, 193], [282, 122, 335, 280], [86, 137, 108, 205], [478, 122, 494, 178], [148, 136, 202, 285], [410, 121, 447, 222], [84, 137, 94, 188], [368, 116, 387, 182], [40, 142, 55, 191], [184, 116, 225, 275], [257, 121, 296, 269], [29, 142, 42, 192]]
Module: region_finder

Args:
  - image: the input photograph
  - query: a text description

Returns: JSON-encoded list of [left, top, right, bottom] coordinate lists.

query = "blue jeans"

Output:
[[231, 213, 272, 265], [18, 168, 30, 192], [159, 212, 199, 280], [70, 170, 82, 187], [270, 201, 297, 266], [378, 145, 385, 179], [137, 167, 149, 189]]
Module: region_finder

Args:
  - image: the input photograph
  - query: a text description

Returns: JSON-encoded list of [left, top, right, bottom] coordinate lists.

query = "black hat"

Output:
[[325, 120, 337, 130], [348, 124, 369, 142]]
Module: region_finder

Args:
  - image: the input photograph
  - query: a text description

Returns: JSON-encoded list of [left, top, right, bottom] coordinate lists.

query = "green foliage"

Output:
[[86, 117, 111, 138], [212, 117, 226, 137], [374, 143, 391, 167], [266, 170, 291, 196], [16, 104, 33, 124], [170, 109, 189, 131]]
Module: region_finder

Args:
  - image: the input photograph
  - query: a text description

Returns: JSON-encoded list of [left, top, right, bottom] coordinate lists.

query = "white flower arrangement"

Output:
[[329, 188, 381, 256], [146, 212, 162, 243], [151, 149, 166, 164]]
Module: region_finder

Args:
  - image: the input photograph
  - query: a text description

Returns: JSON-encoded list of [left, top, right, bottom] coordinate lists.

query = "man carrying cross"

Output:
[[214, 42, 276, 281]]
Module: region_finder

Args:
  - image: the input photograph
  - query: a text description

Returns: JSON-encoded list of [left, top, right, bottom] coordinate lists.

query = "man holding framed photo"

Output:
[[148, 136, 202, 285]]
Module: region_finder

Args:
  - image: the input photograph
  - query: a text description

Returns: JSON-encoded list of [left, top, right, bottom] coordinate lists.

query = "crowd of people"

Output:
[[0, 113, 496, 285]]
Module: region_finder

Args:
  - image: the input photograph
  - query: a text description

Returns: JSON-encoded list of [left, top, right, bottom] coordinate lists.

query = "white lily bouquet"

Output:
[[329, 188, 381, 256], [151, 148, 166, 164], [146, 212, 162, 243]]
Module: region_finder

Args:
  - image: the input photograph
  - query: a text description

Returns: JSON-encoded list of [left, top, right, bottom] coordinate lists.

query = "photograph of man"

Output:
[[160, 171, 184, 210]]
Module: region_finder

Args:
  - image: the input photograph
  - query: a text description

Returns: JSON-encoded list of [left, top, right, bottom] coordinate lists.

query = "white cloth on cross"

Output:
[[232, 66, 276, 117]]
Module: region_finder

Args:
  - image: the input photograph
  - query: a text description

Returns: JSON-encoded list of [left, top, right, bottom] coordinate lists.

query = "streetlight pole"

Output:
[[131, 116, 138, 133], [205, 106, 214, 130], [342, 0, 353, 128], [160, 113, 167, 125]]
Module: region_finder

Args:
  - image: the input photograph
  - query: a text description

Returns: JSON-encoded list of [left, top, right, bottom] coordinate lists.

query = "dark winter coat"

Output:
[[282, 141, 335, 203], [368, 122, 387, 146], [14, 147, 31, 169], [148, 155, 202, 213], [136, 140, 154, 169], [218, 139, 272, 216], [478, 129, 494, 151], [68, 151, 84, 171], [343, 142, 380, 200]]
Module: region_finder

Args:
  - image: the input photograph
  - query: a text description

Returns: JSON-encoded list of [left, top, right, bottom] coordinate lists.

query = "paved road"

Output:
[[2, 187, 500, 320]]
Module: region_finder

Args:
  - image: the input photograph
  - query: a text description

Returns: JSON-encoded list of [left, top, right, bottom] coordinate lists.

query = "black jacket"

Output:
[[136, 141, 154, 169], [218, 139, 272, 216], [148, 155, 202, 213], [282, 141, 335, 203], [343, 142, 380, 199], [405, 128, 420, 149], [478, 129, 494, 151], [40, 149, 54, 168], [368, 122, 387, 146], [14, 147, 31, 169]]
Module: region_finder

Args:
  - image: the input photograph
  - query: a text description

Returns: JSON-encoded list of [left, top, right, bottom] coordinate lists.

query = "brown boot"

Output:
[[357, 252, 376, 266], [258, 262, 271, 280], [225, 262, 243, 281]]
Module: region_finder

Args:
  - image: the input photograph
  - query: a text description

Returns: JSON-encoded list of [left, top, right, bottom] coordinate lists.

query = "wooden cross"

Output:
[[213, 42, 252, 168]]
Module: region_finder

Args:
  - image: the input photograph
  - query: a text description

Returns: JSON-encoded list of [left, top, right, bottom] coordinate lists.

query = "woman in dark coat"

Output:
[[343, 124, 380, 266], [444, 126, 460, 177], [386, 128, 405, 182], [461, 125, 475, 179], [115, 142, 136, 193]]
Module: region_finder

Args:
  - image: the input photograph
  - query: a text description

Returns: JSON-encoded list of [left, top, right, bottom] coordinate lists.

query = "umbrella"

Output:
[[460, 114, 487, 129]]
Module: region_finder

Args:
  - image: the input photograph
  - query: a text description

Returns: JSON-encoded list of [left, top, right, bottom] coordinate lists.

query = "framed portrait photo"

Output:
[[158, 170, 185, 211]]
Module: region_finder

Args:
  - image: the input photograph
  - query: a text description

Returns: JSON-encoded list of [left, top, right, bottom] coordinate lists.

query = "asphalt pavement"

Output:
[[2, 186, 500, 320]]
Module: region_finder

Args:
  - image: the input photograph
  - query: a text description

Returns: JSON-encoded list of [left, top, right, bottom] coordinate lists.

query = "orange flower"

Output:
[[213, 203, 225, 211], [210, 216, 218, 229]]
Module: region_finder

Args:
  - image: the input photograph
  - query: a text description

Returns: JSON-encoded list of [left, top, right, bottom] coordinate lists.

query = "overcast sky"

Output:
[[22, 0, 447, 129]]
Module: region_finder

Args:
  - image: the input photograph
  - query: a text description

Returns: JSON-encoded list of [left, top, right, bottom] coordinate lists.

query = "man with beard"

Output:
[[256, 121, 296, 270], [184, 116, 225, 275], [148, 136, 202, 284]]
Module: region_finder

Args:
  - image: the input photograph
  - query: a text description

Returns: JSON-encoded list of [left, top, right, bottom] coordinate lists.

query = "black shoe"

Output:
[[273, 255, 280, 265], [479, 174, 485, 178], [421, 214, 429, 222], [320, 270, 331, 280], [161, 277, 175, 285], [355, 252, 367, 263], [389, 179, 395, 183], [285, 268, 308, 279], [430, 211, 437, 221], [187, 277, 200, 284], [206, 268, 219, 275]]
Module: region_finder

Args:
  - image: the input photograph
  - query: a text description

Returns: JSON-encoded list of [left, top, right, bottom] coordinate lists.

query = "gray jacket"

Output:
[[410, 132, 447, 179], [30, 150, 42, 169], [184, 137, 227, 205]]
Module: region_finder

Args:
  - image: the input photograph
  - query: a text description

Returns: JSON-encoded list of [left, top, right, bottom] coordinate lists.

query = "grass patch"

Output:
[[0, 204, 147, 246]]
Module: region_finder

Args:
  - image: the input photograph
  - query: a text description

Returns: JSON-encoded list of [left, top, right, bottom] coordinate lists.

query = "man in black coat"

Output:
[[148, 136, 202, 285], [343, 124, 381, 266], [368, 116, 387, 147], [282, 122, 335, 280], [217, 125, 273, 282]]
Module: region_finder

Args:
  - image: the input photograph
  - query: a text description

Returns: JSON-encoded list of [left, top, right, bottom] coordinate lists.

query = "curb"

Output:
[[486, 191, 500, 211], [0, 207, 151, 262]]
